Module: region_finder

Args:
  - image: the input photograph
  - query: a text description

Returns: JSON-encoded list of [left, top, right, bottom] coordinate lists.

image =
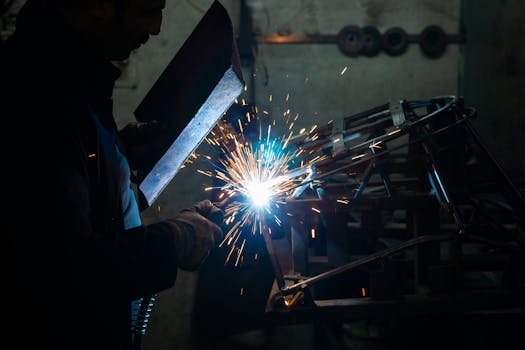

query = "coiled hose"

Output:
[[130, 294, 156, 350]]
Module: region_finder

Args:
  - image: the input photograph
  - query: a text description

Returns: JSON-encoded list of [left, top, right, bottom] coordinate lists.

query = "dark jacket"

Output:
[[2, 2, 178, 349]]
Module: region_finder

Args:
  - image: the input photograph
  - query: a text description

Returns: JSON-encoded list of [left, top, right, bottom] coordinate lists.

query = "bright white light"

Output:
[[245, 180, 272, 208]]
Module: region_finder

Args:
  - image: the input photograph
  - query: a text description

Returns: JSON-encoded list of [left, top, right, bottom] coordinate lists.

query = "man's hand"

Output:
[[167, 200, 224, 271]]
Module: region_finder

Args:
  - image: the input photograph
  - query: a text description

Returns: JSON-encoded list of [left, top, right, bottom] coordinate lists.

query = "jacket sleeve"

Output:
[[56, 146, 180, 302], [11, 113, 179, 305]]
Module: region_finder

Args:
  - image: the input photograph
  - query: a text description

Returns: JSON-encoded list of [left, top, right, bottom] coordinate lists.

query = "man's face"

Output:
[[102, 0, 166, 61]]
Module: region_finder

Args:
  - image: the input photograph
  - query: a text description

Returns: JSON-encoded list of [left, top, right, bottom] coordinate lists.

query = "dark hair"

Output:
[[47, 0, 128, 18], [46, 0, 89, 8]]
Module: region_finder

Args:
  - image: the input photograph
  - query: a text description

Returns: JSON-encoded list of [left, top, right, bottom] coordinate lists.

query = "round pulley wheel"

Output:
[[382, 27, 409, 56], [419, 25, 447, 58], [361, 26, 382, 57], [337, 25, 365, 57]]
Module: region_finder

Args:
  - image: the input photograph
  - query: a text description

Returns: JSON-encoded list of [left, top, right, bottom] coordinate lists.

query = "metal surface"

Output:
[[140, 68, 244, 205], [134, 0, 244, 206], [389, 99, 406, 126], [280, 234, 453, 295], [257, 96, 525, 327]]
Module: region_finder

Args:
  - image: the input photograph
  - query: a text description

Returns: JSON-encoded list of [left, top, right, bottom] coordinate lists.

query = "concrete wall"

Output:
[[245, 0, 460, 137]]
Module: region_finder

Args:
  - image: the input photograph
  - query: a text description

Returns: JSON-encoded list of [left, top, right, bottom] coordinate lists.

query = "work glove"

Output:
[[167, 200, 224, 271]]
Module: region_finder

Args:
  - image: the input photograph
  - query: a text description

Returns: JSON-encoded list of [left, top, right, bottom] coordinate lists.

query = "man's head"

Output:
[[55, 0, 166, 60]]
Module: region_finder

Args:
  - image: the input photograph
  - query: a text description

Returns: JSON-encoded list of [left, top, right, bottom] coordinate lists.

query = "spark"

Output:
[[197, 169, 213, 177], [201, 95, 353, 266], [369, 140, 383, 149], [387, 128, 401, 136], [235, 239, 246, 267], [237, 119, 244, 133], [206, 123, 311, 265]]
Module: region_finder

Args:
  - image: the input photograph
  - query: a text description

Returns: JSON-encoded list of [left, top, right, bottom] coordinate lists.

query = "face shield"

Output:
[[129, 1, 244, 208]]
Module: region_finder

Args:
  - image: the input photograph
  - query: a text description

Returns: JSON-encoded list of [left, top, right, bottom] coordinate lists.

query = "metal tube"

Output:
[[280, 234, 453, 295]]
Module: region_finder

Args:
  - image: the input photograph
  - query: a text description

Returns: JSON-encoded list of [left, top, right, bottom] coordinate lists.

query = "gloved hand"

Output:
[[188, 199, 224, 226], [167, 200, 224, 271]]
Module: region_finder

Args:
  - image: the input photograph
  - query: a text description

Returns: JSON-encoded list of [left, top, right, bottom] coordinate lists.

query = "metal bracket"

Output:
[[389, 99, 406, 126], [330, 119, 347, 156]]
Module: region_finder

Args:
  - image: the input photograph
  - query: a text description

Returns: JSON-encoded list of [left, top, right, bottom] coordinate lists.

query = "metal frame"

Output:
[[262, 96, 525, 322]]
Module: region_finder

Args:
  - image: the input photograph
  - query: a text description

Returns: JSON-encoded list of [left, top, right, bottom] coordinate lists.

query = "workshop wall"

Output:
[[243, 0, 460, 139]]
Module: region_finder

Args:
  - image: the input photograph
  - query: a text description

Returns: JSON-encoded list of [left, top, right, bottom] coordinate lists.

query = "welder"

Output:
[[1, 0, 223, 349]]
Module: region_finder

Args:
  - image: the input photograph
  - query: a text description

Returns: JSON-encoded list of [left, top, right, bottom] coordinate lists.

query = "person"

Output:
[[1, 0, 223, 349]]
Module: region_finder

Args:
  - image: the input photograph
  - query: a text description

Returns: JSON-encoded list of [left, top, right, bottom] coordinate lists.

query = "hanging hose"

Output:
[[130, 294, 157, 350]]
